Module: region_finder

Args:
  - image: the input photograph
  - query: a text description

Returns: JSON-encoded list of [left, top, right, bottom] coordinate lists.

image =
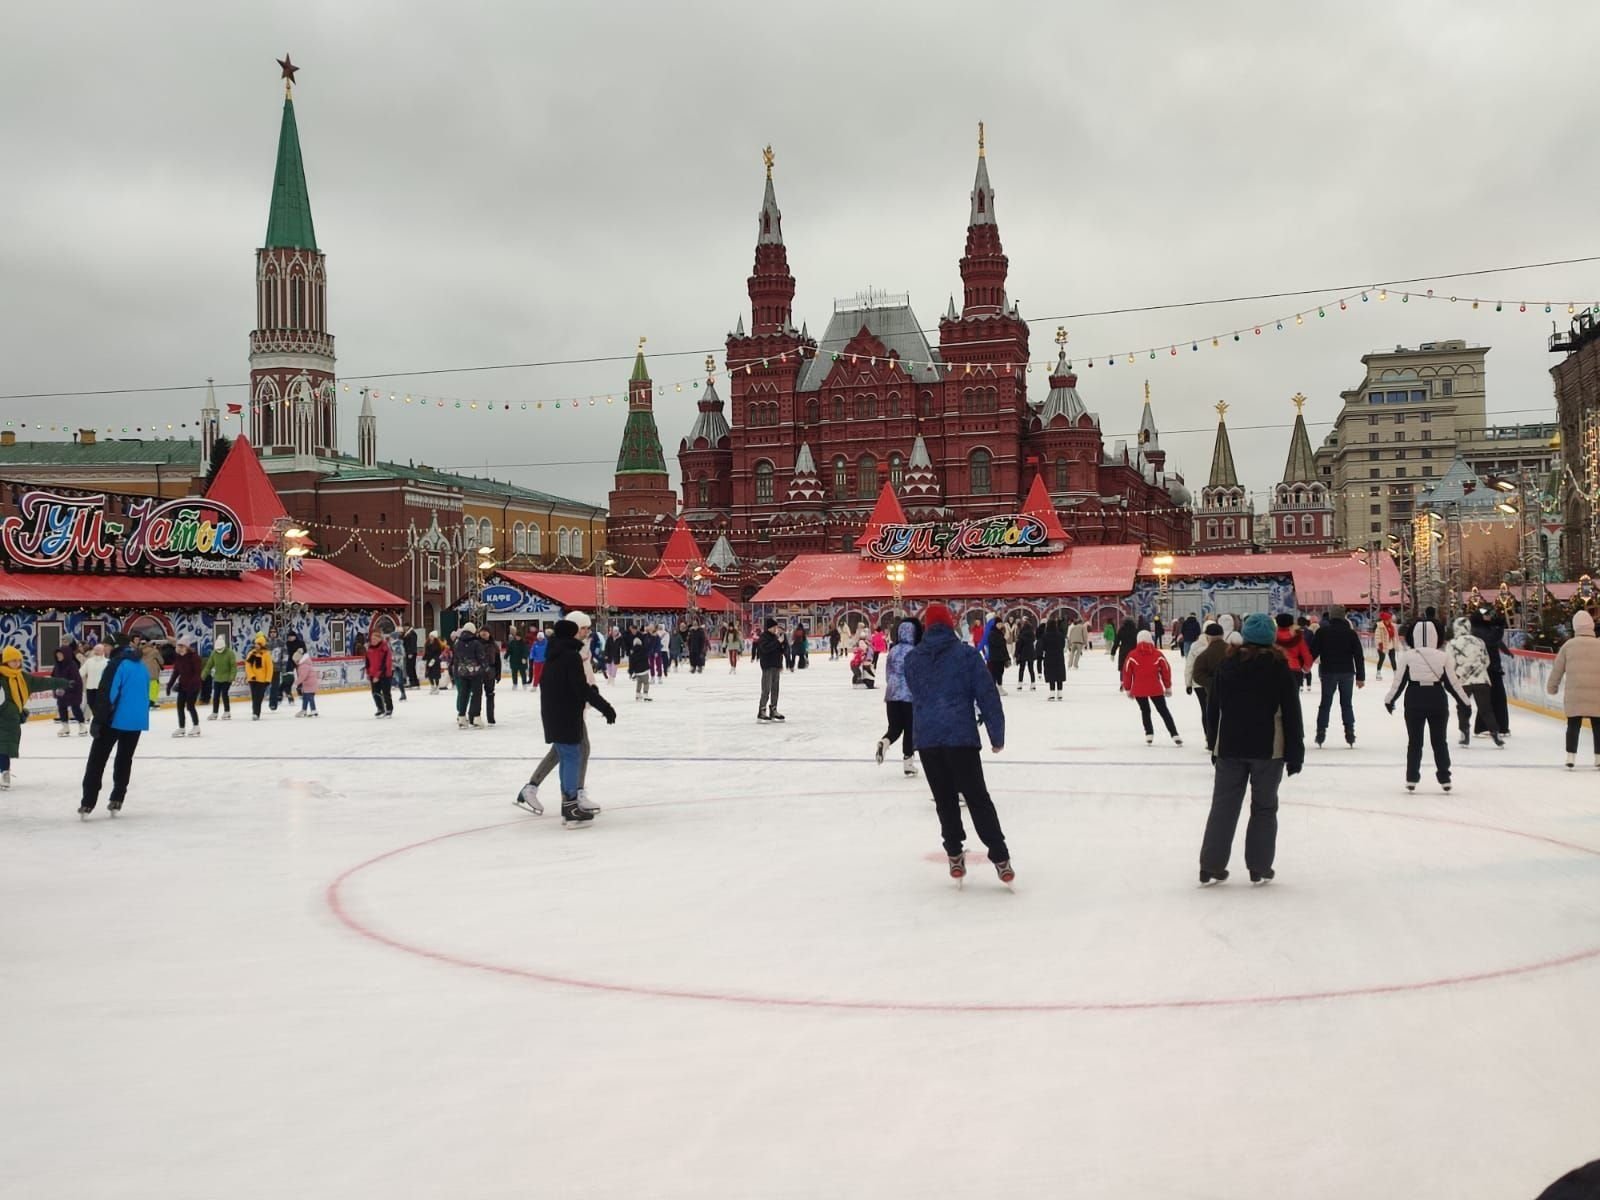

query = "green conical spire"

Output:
[[616, 411, 667, 475], [264, 95, 318, 251], [1207, 403, 1239, 489], [631, 347, 650, 384], [1281, 410, 1317, 484]]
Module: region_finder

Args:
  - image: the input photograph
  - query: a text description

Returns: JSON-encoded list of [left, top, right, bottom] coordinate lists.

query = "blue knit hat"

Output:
[[1242, 613, 1276, 646]]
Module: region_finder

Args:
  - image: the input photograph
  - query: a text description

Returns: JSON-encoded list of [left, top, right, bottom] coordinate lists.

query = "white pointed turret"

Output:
[[200, 376, 221, 472], [357, 387, 378, 467], [969, 122, 996, 226], [787, 440, 825, 506], [901, 433, 941, 510]]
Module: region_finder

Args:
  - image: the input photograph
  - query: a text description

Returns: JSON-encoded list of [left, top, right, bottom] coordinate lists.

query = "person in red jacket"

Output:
[[1121, 630, 1182, 745], [1274, 614, 1315, 691], [363, 632, 394, 718]]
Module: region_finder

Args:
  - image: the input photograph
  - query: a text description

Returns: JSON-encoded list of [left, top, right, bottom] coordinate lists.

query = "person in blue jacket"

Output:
[[903, 602, 1014, 884], [79, 634, 153, 818]]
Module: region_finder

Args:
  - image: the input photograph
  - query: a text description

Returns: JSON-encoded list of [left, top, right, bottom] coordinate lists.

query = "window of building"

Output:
[[513, 522, 526, 554], [754, 460, 775, 504], [557, 528, 571, 557], [1420, 448, 1432, 459], [1371, 521, 1382, 533], [857, 454, 877, 497], [1395, 413, 1406, 424], [1396, 450, 1407, 460], [1370, 504, 1382, 515], [328, 619, 347, 657], [833, 396, 845, 421], [1395, 467, 1407, 478], [888, 392, 901, 419], [1368, 450, 1380, 461], [1422, 466, 1433, 477], [1368, 414, 1379, 425], [889, 453, 904, 488], [570, 531, 583, 559], [697, 475, 709, 506], [832, 456, 848, 500], [1054, 456, 1070, 490], [1441, 379, 1453, 397], [1369, 468, 1380, 478], [969, 449, 992, 495], [1207, 519, 1219, 540], [1421, 429, 1432, 440], [1368, 433, 1380, 443], [1420, 411, 1432, 423], [1395, 431, 1406, 442], [805, 398, 819, 425], [426, 554, 441, 588], [1301, 514, 1314, 536], [525, 526, 540, 557], [919, 392, 933, 419], [1223, 518, 1235, 539], [1410, 389, 1426, 402], [478, 518, 492, 548], [855, 395, 878, 421]]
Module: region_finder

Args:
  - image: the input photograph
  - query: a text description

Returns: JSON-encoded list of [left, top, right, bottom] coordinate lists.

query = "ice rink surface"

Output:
[[4, 649, 1598, 1199]]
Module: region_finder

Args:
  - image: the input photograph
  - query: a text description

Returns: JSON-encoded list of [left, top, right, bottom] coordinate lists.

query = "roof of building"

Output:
[[706, 533, 739, 572], [204, 435, 289, 543], [1137, 385, 1160, 451], [321, 454, 605, 513], [859, 481, 909, 548], [1281, 412, 1317, 484], [630, 348, 650, 384], [1416, 457, 1500, 509], [970, 148, 996, 227], [0, 437, 201, 466], [1039, 353, 1092, 425], [264, 96, 317, 251], [0, 558, 403, 609], [494, 568, 734, 614], [1207, 417, 1240, 489], [796, 302, 943, 392], [649, 518, 705, 579], [908, 434, 933, 469], [1020, 474, 1070, 542], [1136, 551, 1404, 609], [758, 173, 783, 246], [614, 409, 668, 476], [753, 546, 1143, 603], [685, 378, 731, 446]]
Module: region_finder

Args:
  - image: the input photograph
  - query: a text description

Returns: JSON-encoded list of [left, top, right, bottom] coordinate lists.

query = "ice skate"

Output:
[[1249, 868, 1275, 886], [171, 728, 187, 738], [757, 711, 772, 722], [1441, 782, 1452, 793], [560, 798, 596, 827], [1459, 733, 1469, 747], [995, 860, 1015, 886], [1345, 732, 1356, 748], [295, 710, 307, 718], [1492, 734, 1504, 748], [1145, 734, 1153, 745], [576, 789, 601, 814], [769, 712, 785, 721], [0, 770, 9, 790], [57, 724, 70, 738], [1199, 867, 1228, 886], [208, 713, 218, 721], [108, 803, 121, 817], [1406, 782, 1417, 792], [875, 738, 887, 765], [457, 715, 468, 729], [1171, 734, 1183, 747], [222, 713, 231, 721], [188, 728, 200, 738], [78, 805, 90, 820], [1567, 753, 1576, 769], [514, 783, 543, 816], [76, 723, 87, 736], [947, 853, 966, 883], [902, 758, 917, 777]]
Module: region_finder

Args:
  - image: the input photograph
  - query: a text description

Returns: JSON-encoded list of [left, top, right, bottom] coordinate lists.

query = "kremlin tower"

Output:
[[606, 341, 678, 570]]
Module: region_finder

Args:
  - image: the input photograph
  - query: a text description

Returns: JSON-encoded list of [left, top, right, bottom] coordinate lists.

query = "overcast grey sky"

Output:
[[4, 1, 1598, 509]]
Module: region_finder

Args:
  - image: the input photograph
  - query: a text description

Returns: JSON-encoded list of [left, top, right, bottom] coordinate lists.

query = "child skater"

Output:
[[294, 649, 319, 716], [1384, 620, 1467, 793], [876, 619, 920, 775], [628, 632, 653, 701]]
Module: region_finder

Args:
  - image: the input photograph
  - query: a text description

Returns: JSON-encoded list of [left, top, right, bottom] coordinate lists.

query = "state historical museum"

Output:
[[606, 130, 1192, 578]]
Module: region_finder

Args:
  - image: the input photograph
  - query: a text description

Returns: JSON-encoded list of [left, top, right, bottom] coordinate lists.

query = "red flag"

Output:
[[226, 403, 243, 415]]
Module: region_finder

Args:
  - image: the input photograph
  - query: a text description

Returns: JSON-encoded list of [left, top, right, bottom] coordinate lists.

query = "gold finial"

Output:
[[638, 335, 647, 353], [1215, 400, 1229, 419], [1291, 391, 1307, 413], [705, 354, 716, 375], [978, 121, 986, 158], [763, 145, 774, 179], [1054, 325, 1068, 348], [1145, 380, 1151, 405]]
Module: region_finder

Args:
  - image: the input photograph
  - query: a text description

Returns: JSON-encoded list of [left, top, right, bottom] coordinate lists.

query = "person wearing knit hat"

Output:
[[519, 616, 616, 825], [243, 632, 276, 720], [903, 600, 1015, 885], [1308, 602, 1365, 748], [1198, 612, 1305, 884], [1547, 609, 1600, 770], [755, 618, 787, 721], [1121, 630, 1182, 746], [0, 646, 64, 790]]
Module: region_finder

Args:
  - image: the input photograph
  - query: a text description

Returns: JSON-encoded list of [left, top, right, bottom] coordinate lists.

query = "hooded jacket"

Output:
[[1547, 611, 1600, 718], [1385, 621, 1466, 714], [1040, 621, 1067, 683], [1120, 636, 1173, 698], [1015, 623, 1036, 665], [244, 640, 275, 684], [1310, 616, 1365, 680], [884, 620, 918, 702], [1275, 626, 1314, 674], [104, 648, 152, 733], [1374, 616, 1399, 653], [1209, 644, 1305, 769], [363, 640, 393, 682], [540, 626, 617, 744], [204, 642, 238, 684], [1445, 618, 1491, 688], [903, 623, 1005, 750], [1189, 635, 1229, 693]]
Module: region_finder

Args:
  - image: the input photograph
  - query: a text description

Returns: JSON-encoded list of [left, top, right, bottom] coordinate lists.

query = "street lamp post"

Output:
[[885, 560, 907, 616], [1151, 554, 1174, 629], [595, 556, 616, 629], [686, 565, 703, 622], [468, 544, 495, 626], [272, 517, 311, 638]]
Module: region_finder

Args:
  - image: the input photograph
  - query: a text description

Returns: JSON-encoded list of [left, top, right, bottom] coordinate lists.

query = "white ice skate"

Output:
[[576, 789, 601, 814], [902, 758, 917, 777], [188, 728, 201, 738], [514, 783, 543, 816]]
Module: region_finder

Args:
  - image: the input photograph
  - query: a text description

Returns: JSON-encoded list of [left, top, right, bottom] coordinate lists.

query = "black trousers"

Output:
[[1016, 658, 1035, 684], [405, 654, 419, 689], [918, 745, 1009, 863], [249, 681, 269, 717], [1456, 682, 1500, 738], [988, 657, 1007, 688], [1135, 694, 1178, 737], [211, 685, 231, 714], [371, 678, 394, 714], [483, 678, 497, 724], [1193, 686, 1215, 749], [175, 691, 200, 728], [1567, 716, 1600, 754], [510, 662, 527, 686], [1405, 705, 1452, 784], [1199, 757, 1283, 876], [81, 728, 141, 812], [1484, 673, 1510, 735], [882, 700, 915, 755], [456, 678, 483, 720]]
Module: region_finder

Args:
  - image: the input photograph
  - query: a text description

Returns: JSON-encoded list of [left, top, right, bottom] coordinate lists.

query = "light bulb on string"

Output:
[[1378, 289, 1387, 301], [1295, 314, 1304, 325], [1545, 304, 1552, 313], [1361, 293, 1369, 303], [1520, 302, 1526, 313], [1401, 294, 1409, 303], [1317, 308, 1325, 318]]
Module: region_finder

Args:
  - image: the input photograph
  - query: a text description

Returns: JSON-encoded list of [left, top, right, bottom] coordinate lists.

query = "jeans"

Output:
[[533, 725, 589, 790], [918, 745, 1009, 863], [301, 694, 318, 713], [759, 666, 782, 714], [882, 700, 914, 756], [211, 685, 231, 715], [1135, 694, 1179, 737], [1405, 706, 1452, 784], [1456, 682, 1500, 738], [555, 742, 583, 800], [1200, 757, 1284, 875], [371, 678, 393, 715], [1316, 673, 1356, 739], [634, 673, 651, 698], [81, 728, 141, 811], [1566, 716, 1600, 755]]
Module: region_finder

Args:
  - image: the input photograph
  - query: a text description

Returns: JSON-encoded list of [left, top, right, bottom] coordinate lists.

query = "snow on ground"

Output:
[[3, 650, 1598, 1199]]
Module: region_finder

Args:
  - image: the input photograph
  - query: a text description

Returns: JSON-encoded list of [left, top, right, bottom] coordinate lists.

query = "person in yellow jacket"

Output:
[[243, 633, 275, 720]]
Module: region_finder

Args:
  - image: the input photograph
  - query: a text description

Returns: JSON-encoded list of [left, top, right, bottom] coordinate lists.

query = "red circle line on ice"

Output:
[[325, 801, 1600, 1015]]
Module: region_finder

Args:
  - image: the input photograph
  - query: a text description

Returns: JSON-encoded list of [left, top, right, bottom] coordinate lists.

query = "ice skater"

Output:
[[1546, 609, 1600, 769], [51, 642, 86, 737], [524, 617, 616, 826], [365, 631, 395, 719], [1198, 613, 1304, 885], [1121, 630, 1182, 746], [79, 636, 149, 817], [756, 618, 787, 721], [629, 631, 653, 701], [1040, 616, 1066, 700], [0, 645, 64, 789], [203, 634, 237, 720], [294, 649, 319, 716], [903, 603, 1013, 885], [1445, 616, 1502, 748], [521, 613, 603, 815], [1309, 604, 1365, 747], [82, 642, 111, 728], [1066, 615, 1088, 670], [1186, 622, 1227, 753], [167, 638, 203, 737], [424, 632, 445, 693], [1384, 621, 1466, 793], [245, 634, 275, 720], [876, 619, 920, 774], [1373, 610, 1399, 680]]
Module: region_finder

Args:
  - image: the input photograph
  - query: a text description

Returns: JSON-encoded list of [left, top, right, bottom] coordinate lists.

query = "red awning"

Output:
[[0, 558, 404, 609], [752, 547, 1143, 604], [496, 569, 734, 613]]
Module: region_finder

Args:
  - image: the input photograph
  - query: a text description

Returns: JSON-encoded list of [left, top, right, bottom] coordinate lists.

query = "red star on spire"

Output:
[[277, 54, 299, 87]]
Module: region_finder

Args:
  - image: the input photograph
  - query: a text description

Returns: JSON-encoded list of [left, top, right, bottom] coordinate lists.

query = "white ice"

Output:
[[4, 650, 1599, 1199]]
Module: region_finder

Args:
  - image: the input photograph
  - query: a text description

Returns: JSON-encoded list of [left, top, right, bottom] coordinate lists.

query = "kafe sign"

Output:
[[481, 583, 526, 612], [866, 514, 1052, 560], [0, 490, 246, 573], [480, 582, 560, 616]]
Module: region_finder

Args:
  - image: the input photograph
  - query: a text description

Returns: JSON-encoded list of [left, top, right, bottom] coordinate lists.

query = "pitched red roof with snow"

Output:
[[1136, 551, 1404, 609], [496, 569, 734, 614], [1019, 474, 1070, 543], [754, 547, 1143, 604], [204, 435, 290, 544], [648, 517, 706, 579], [858, 482, 909, 552]]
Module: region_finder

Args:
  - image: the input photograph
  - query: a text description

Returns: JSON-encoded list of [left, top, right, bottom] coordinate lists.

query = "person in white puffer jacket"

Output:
[[1385, 621, 1468, 793], [1547, 609, 1600, 770], [1446, 617, 1502, 748]]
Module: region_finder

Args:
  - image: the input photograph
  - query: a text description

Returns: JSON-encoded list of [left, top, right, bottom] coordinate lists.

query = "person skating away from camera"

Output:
[[1040, 616, 1067, 700], [294, 649, 319, 716], [476, 626, 500, 724], [517, 618, 617, 826], [1186, 622, 1227, 753], [244, 633, 274, 720], [1198, 613, 1305, 885], [628, 631, 653, 701], [140, 639, 163, 710], [981, 613, 1011, 695], [1309, 604, 1365, 747], [450, 623, 489, 727], [51, 642, 86, 737], [522, 611, 603, 814], [1272, 613, 1314, 693], [167, 638, 203, 737], [1547, 609, 1600, 770], [79, 637, 149, 817], [203, 634, 237, 720], [388, 633, 409, 703], [756, 618, 787, 721], [364, 632, 395, 718], [1015, 620, 1037, 691], [904, 604, 1013, 885], [1445, 616, 1503, 748], [876, 619, 921, 774], [423, 631, 444, 693], [1472, 607, 1513, 737], [0, 645, 64, 790], [1180, 612, 1202, 658], [1122, 630, 1182, 746], [1373, 610, 1399, 680], [1384, 620, 1467, 794], [724, 623, 742, 673], [82, 642, 111, 729], [1111, 617, 1139, 677], [401, 622, 420, 690]]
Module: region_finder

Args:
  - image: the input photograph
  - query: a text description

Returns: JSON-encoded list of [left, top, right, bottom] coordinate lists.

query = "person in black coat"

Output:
[[1039, 618, 1067, 699], [1180, 613, 1202, 657], [1112, 618, 1140, 675], [1198, 613, 1305, 885], [1308, 605, 1365, 747], [756, 618, 787, 721], [401, 624, 420, 688], [686, 623, 708, 674], [1014, 621, 1037, 690], [1471, 608, 1512, 736], [536, 619, 617, 823]]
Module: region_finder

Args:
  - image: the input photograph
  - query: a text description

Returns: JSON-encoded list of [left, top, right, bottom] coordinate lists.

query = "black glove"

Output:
[[1286, 760, 1303, 777], [605, 711, 617, 725], [1385, 702, 1395, 714], [1185, 686, 1193, 695]]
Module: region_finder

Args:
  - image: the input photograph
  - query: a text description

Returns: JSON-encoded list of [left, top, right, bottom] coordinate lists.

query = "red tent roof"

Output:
[[0, 559, 404, 609], [859, 482, 908, 550], [495, 569, 734, 614], [205, 435, 290, 544], [1135, 551, 1404, 609], [753, 547, 1143, 604], [1019, 474, 1070, 542], [648, 517, 706, 579]]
